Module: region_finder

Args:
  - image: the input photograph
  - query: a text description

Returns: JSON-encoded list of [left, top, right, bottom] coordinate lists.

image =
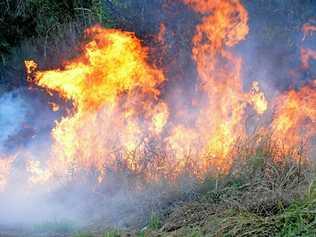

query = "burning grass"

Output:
[[0, 133, 315, 236], [1, 0, 316, 236], [148, 139, 316, 237], [31, 136, 313, 237]]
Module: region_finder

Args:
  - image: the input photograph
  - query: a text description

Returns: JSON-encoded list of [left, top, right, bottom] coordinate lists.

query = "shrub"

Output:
[[149, 213, 161, 230]]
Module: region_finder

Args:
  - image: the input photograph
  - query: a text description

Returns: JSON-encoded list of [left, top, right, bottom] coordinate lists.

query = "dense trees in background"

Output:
[[0, 0, 168, 62], [0, 0, 110, 61], [0, 0, 122, 91], [1, 0, 316, 60], [0, 0, 189, 92]]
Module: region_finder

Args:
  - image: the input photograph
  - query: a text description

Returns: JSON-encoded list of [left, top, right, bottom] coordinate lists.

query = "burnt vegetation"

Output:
[[1, 1, 316, 237]]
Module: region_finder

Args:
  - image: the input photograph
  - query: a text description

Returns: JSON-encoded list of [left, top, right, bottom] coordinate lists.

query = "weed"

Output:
[[136, 230, 145, 237], [73, 232, 95, 237], [188, 228, 203, 237], [149, 213, 161, 230], [32, 220, 76, 234], [104, 229, 120, 237]]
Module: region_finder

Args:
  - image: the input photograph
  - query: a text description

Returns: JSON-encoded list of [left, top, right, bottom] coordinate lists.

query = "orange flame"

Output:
[[17, 3, 316, 189], [302, 23, 316, 40], [301, 48, 316, 70], [0, 156, 15, 191], [271, 82, 316, 153], [271, 23, 316, 156], [181, 0, 266, 172], [25, 26, 168, 184], [22, 1, 270, 185]]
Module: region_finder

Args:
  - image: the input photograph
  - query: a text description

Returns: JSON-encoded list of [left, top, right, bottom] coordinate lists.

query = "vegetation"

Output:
[[148, 213, 161, 230], [104, 229, 121, 237], [1, 1, 316, 236], [59, 142, 315, 237], [0, 0, 112, 59], [149, 144, 316, 237], [73, 232, 95, 237], [32, 220, 76, 235]]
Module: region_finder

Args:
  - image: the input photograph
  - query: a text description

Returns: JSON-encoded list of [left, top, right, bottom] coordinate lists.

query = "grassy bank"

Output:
[[35, 142, 314, 237]]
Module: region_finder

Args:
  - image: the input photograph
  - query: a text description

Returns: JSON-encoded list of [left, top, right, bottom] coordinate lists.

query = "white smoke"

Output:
[[0, 90, 29, 153]]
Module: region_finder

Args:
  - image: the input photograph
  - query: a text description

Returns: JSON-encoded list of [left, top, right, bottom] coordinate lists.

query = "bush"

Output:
[[148, 213, 161, 230], [0, 0, 116, 63]]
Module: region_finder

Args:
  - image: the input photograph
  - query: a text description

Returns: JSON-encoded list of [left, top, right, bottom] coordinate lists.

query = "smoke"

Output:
[[0, 0, 316, 232], [0, 90, 29, 153], [0, 89, 77, 225], [241, 0, 316, 91]]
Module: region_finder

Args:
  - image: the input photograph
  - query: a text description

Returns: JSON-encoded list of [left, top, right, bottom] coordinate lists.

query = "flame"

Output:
[[0, 156, 15, 191], [271, 24, 316, 155], [248, 81, 268, 115], [271, 82, 316, 153], [25, 25, 168, 184], [181, 0, 266, 172], [21, 1, 269, 185], [302, 23, 316, 40], [26, 26, 164, 113], [49, 102, 60, 112], [301, 48, 316, 70], [26, 160, 52, 185], [16, 3, 316, 189]]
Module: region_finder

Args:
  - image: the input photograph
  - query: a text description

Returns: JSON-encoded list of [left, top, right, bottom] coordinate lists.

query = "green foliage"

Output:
[[72, 232, 95, 237], [307, 179, 316, 200], [136, 230, 145, 237], [201, 188, 316, 236], [103, 229, 120, 237], [221, 178, 309, 234], [148, 213, 161, 230], [0, 0, 118, 63], [187, 228, 203, 237], [32, 220, 76, 234]]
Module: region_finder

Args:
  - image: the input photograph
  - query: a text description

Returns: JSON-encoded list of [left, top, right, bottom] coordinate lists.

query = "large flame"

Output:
[[25, 26, 168, 184], [0, 155, 15, 191], [270, 24, 316, 156], [171, 0, 266, 172], [23, 0, 268, 185], [0, 1, 314, 191], [271, 82, 316, 153]]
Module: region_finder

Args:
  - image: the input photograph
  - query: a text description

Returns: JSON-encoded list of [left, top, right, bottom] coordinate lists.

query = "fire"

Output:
[[22, 0, 269, 185], [26, 160, 52, 185], [24, 26, 168, 184], [301, 48, 316, 70], [248, 81, 268, 115], [302, 23, 316, 40], [13, 2, 314, 189], [49, 102, 60, 112], [271, 22, 316, 156], [0, 156, 15, 191], [26, 27, 164, 113], [271, 83, 316, 153], [180, 0, 266, 171]]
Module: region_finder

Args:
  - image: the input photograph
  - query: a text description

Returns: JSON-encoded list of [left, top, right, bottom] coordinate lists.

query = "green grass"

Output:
[[187, 228, 203, 237], [136, 231, 145, 237], [32, 220, 76, 234], [72, 232, 95, 237], [27, 141, 315, 237], [207, 197, 316, 237], [104, 229, 121, 237], [145, 141, 316, 237], [148, 213, 161, 230]]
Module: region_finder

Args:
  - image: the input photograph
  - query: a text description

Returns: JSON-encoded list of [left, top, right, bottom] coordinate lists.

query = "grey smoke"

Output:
[[0, 90, 29, 153]]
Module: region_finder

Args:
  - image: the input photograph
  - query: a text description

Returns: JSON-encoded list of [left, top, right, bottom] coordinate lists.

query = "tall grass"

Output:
[[156, 136, 316, 236]]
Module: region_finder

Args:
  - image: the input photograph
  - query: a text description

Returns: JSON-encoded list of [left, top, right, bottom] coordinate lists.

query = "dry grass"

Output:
[[44, 135, 315, 237], [152, 136, 316, 237]]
